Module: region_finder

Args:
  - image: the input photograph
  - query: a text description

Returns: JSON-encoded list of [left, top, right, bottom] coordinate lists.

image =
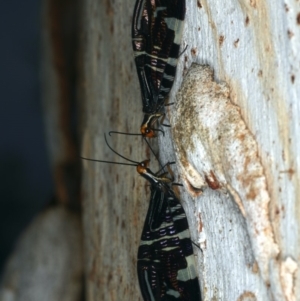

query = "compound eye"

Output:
[[137, 161, 148, 174], [140, 124, 156, 138], [145, 128, 156, 138]]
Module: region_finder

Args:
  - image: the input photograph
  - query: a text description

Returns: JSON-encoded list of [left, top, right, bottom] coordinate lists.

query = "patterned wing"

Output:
[[132, 0, 153, 111], [144, 0, 185, 103], [137, 186, 201, 301], [132, 0, 185, 114]]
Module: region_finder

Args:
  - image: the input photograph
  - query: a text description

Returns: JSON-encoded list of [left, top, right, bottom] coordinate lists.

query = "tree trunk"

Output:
[[80, 0, 300, 300], [2, 0, 298, 300]]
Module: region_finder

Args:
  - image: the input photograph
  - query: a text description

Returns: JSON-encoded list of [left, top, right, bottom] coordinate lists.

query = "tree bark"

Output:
[[80, 0, 300, 300], [79, 0, 151, 299], [3, 0, 295, 300]]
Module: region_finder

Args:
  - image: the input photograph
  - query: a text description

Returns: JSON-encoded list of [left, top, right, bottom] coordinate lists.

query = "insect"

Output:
[[109, 0, 185, 139], [81, 135, 201, 301], [132, 0, 186, 138], [137, 163, 201, 301]]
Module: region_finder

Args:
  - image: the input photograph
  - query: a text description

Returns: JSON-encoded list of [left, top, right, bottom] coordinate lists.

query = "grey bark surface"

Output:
[[80, 0, 300, 301], [79, 0, 153, 300]]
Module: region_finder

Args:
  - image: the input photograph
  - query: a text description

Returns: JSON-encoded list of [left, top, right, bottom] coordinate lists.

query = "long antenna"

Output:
[[104, 134, 139, 165], [109, 128, 165, 137], [109, 129, 169, 176], [108, 131, 164, 171], [80, 134, 140, 166], [109, 131, 141, 136], [79, 156, 137, 166]]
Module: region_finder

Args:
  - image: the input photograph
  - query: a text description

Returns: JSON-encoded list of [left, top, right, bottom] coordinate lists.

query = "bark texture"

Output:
[[79, 0, 153, 300], [2, 0, 299, 300], [80, 0, 300, 300]]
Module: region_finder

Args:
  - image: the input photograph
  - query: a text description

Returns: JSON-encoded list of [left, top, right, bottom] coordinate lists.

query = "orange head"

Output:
[[136, 159, 150, 175], [140, 124, 156, 138]]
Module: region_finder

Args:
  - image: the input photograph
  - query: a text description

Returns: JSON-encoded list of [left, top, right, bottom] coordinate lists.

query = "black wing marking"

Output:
[[137, 186, 201, 301], [132, 0, 186, 114]]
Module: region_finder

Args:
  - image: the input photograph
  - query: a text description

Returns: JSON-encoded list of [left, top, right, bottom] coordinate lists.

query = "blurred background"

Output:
[[0, 0, 54, 274]]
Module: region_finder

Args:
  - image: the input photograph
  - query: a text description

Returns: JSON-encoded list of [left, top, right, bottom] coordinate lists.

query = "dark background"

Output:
[[0, 0, 54, 273]]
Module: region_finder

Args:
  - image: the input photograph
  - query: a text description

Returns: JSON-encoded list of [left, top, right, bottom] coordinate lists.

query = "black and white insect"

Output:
[[132, 0, 186, 138], [81, 136, 201, 301], [136, 160, 201, 301]]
